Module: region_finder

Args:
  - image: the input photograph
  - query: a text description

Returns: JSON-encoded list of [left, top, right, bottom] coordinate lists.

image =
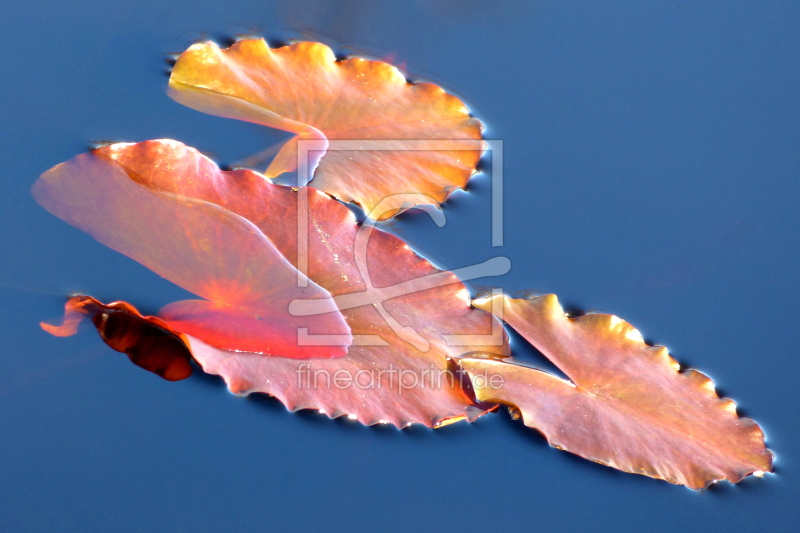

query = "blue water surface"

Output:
[[1, 1, 798, 531]]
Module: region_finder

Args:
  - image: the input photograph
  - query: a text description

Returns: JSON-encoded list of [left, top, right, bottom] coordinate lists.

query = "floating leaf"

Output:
[[460, 294, 772, 489], [33, 149, 351, 359], [168, 38, 483, 219], [38, 140, 508, 427], [459, 293, 772, 488]]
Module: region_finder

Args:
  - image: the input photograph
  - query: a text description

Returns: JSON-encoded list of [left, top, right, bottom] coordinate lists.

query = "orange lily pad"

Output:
[[37, 140, 507, 427], [33, 148, 351, 359], [168, 38, 483, 219], [459, 292, 773, 488]]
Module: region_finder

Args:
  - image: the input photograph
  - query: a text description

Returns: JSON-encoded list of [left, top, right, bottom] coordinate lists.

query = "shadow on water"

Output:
[[186, 363, 226, 389], [561, 302, 586, 318]]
